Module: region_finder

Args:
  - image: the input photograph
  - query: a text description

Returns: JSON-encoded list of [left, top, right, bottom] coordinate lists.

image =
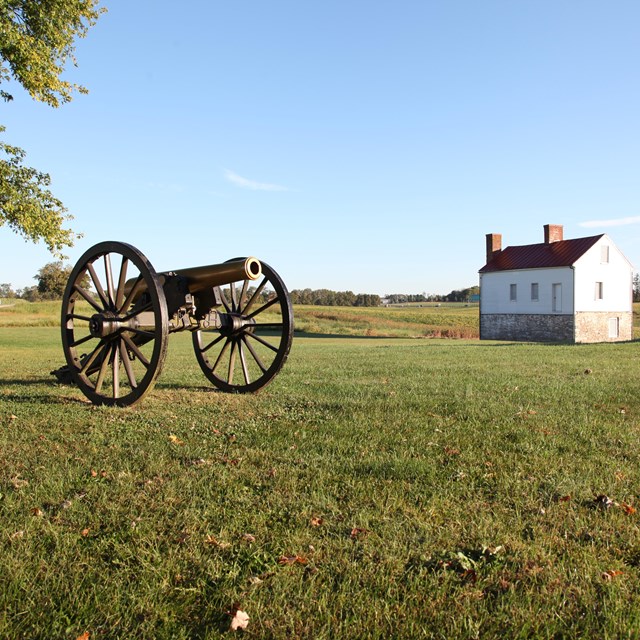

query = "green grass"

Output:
[[2, 324, 640, 638]]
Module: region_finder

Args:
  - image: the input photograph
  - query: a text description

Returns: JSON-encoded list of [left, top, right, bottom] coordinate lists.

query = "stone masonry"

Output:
[[480, 312, 632, 343]]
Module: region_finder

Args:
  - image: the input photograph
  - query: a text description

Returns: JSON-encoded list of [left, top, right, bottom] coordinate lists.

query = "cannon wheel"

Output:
[[61, 241, 169, 407], [192, 260, 293, 393]]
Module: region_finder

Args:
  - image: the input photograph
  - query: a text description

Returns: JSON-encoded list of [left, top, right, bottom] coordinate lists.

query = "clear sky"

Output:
[[2, 0, 640, 296]]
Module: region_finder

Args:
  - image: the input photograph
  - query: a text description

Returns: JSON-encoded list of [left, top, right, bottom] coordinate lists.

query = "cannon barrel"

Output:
[[166, 257, 262, 293], [124, 257, 262, 299]]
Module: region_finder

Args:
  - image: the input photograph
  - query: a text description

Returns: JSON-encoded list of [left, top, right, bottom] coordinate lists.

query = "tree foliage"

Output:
[[290, 288, 381, 307], [34, 260, 72, 298], [0, 0, 104, 256]]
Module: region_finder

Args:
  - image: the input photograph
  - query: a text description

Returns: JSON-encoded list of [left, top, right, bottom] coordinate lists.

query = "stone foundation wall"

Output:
[[574, 311, 632, 343], [480, 312, 633, 343], [480, 314, 574, 342]]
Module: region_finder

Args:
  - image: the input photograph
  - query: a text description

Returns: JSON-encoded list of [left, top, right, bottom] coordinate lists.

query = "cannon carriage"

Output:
[[54, 241, 293, 407]]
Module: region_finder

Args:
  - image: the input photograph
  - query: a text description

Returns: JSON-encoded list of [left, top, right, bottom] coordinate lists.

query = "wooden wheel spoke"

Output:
[[121, 333, 151, 367], [118, 275, 144, 315], [211, 339, 231, 374], [87, 262, 110, 309], [104, 254, 116, 308], [94, 343, 112, 394], [241, 335, 267, 373], [200, 333, 225, 354], [121, 300, 153, 322], [68, 313, 94, 322], [219, 287, 232, 313], [123, 327, 156, 340], [230, 283, 238, 312], [112, 345, 120, 398], [74, 284, 103, 313], [119, 340, 137, 388], [238, 280, 250, 312], [116, 256, 129, 310], [80, 340, 109, 374], [238, 340, 251, 385], [71, 333, 95, 348], [227, 340, 237, 383], [245, 331, 279, 353], [242, 277, 268, 315], [247, 296, 278, 319]]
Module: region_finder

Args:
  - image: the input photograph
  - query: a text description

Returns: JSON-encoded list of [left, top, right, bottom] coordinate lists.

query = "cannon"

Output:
[[53, 241, 294, 407]]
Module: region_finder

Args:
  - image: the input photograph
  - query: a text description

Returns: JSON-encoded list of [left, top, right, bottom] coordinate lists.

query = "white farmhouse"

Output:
[[479, 224, 633, 343]]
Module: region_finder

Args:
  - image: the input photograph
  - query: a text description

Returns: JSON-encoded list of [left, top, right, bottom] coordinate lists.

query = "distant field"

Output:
[[3, 299, 640, 340]]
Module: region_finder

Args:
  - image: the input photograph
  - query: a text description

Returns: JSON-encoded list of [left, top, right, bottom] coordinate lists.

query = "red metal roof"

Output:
[[479, 234, 604, 273]]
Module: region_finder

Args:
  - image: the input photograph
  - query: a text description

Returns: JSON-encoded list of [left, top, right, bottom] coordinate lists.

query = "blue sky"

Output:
[[2, 0, 640, 295]]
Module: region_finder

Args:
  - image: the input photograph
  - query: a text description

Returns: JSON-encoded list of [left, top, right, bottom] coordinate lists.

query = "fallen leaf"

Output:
[[9, 414, 17, 421], [584, 369, 592, 375], [310, 516, 324, 527], [229, 608, 249, 631], [169, 434, 185, 446], [278, 555, 308, 565], [241, 533, 256, 543], [81, 528, 90, 537], [602, 569, 623, 581], [204, 535, 231, 549], [76, 633, 90, 640], [350, 527, 370, 539], [620, 503, 636, 515], [10, 476, 28, 489], [444, 446, 460, 456], [31, 507, 44, 517]]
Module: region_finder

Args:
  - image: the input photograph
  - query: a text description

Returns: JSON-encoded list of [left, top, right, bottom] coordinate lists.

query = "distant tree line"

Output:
[[634, 273, 640, 302], [290, 289, 381, 307], [385, 286, 480, 305]]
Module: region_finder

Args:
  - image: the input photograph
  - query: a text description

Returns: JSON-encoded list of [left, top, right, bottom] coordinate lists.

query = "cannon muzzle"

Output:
[[167, 257, 262, 293]]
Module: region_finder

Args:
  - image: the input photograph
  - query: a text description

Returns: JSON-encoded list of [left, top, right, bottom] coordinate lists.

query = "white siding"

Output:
[[480, 267, 575, 314], [573, 236, 632, 312]]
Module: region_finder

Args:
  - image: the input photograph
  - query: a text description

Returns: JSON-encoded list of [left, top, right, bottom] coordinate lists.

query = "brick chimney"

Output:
[[485, 233, 502, 263], [544, 224, 563, 244]]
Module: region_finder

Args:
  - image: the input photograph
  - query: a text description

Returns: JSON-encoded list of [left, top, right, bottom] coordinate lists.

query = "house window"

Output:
[[609, 317, 619, 338], [510, 284, 517, 301], [595, 282, 604, 300], [531, 283, 539, 301], [601, 245, 610, 263]]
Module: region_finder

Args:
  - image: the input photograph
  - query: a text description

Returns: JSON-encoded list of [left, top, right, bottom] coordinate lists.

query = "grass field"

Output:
[[2, 303, 640, 638]]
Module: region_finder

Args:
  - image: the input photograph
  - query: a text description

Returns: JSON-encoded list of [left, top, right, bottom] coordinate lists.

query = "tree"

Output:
[[0, 0, 104, 256], [34, 260, 72, 299], [634, 273, 640, 303], [0, 282, 15, 297]]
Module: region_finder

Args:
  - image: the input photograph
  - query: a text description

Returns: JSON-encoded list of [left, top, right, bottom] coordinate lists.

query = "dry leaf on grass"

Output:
[[168, 434, 185, 446], [350, 527, 371, 539], [602, 569, 623, 581], [228, 607, 249, 631], [204, 535, 231, 549], [76, 633, 90, 640], [310, 516, 324, 527], [278, 555, 308, 565]]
